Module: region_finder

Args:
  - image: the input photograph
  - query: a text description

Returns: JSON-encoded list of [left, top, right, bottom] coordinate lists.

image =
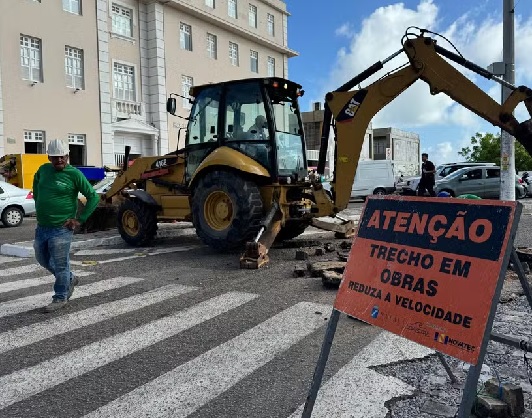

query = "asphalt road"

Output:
[[3, 199, 532, 247], [1, 199, 532, 417]]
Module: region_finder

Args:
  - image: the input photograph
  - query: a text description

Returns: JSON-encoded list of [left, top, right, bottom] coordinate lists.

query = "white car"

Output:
[[0, 181, 36, 227]]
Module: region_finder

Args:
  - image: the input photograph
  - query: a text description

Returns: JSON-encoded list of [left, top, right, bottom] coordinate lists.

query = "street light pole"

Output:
[[500, 0, 516, 200]]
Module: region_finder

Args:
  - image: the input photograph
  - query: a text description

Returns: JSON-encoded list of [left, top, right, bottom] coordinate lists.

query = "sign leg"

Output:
[[301, 308, 341, 418], [510, 249, 532, 308]]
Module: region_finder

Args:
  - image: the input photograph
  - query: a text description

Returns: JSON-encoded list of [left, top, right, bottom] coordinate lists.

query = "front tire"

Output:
[[117, 199, 158, 246], [373, 188, 386, 195], [192, 171, 263, 251], [1, 206, 23, 227], [275, 221, 309, 242]]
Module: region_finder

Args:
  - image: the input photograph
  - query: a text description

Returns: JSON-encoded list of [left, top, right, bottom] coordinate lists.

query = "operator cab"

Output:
[[167, 77, 307, 183]]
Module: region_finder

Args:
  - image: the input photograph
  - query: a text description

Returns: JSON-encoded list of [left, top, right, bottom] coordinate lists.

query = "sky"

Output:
[[285, 0, 532, 165]]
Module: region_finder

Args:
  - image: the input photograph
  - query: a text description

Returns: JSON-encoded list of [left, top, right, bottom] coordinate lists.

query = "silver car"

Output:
[[0, 181, 36, 227], [434, 166, 526, 199]]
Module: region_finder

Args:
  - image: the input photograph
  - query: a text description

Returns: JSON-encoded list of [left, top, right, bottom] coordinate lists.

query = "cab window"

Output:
[[187, 86, 221, 146]]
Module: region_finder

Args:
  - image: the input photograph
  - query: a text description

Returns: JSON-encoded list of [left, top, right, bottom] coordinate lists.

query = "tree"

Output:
[[458, 132, 532, 171]]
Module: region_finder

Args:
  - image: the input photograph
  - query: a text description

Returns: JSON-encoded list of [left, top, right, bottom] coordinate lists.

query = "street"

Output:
[[0, 200, 531, 417]]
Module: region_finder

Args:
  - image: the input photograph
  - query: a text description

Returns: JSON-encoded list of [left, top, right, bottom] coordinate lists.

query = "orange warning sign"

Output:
[[334, 196, 518, 364]]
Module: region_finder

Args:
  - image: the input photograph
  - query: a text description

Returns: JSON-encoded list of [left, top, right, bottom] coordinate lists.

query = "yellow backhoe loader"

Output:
[[93, 28, 532, 269]]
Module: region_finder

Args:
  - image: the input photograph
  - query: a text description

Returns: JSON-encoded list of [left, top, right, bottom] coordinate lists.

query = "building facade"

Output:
[[0, 0, 296, 167], [372, 127, 420, 177]]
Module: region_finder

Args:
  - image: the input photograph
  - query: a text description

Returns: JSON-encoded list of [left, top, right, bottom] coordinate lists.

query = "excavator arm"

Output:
[[319, 32, 532, 211]]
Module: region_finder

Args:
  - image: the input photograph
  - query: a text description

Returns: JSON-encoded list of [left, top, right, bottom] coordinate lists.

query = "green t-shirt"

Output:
[[33, 163, 100, 227]]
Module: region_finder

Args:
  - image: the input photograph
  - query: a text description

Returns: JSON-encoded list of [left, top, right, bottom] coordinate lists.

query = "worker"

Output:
[[33, 139, 100, 312], [248, 115, 268, 140], [417, 153, 436, 197]]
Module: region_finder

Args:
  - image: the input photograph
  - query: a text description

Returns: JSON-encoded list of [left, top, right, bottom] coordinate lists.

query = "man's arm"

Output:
[[75, 173, 100, 224], [32, 168, 40, 201]]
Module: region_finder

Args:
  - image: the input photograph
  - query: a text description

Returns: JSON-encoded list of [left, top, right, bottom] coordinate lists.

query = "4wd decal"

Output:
[[150, 157, 178, 170], [336, 90, 368, 123]]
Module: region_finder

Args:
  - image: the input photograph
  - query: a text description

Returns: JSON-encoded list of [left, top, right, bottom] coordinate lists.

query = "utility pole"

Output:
[[500, 0, 516, 200]]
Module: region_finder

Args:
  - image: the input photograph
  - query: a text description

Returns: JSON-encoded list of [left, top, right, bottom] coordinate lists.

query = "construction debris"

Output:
[[293, 265, 307, 277], [295, 250, 309, 260]]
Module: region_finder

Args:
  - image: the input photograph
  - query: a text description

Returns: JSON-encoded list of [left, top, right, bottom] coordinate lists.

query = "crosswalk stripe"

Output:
[[0, 271, 94, 294], [0, 284, 198, 354], [0, 264, 42, 277], [0, 276, 144, 318], [0, 291, 258, 409], [0, 255, 24, 264], [288, 332, 434, 417], [85, 302, 329, 418]]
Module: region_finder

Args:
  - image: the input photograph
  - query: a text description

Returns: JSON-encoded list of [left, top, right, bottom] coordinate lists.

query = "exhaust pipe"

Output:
[[123, 145, 131, 171]]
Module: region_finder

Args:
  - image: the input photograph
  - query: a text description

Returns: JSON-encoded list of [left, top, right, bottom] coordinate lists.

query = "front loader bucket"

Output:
[[76, 199, 119, 234]]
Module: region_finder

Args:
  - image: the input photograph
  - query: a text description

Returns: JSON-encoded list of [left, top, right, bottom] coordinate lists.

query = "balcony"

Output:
[[112, 99, 145, 121]]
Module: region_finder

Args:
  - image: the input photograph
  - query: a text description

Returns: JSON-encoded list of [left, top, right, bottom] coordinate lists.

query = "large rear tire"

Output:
[[192, 171, 263, 251], [117, 199, 158, 246], [275, 221, 309, 242]]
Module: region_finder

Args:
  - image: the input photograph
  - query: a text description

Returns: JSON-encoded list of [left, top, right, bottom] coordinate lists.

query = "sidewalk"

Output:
[[0, 222, 195, 258]]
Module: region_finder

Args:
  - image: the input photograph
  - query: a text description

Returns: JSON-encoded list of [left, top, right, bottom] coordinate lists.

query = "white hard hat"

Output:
[[47, 139, 69, 157]]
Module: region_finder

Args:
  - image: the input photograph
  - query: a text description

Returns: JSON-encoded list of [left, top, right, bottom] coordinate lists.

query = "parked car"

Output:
[[398, 162, 497, 195], [0, 181, 36, 227], [434, 166, 526, 199]]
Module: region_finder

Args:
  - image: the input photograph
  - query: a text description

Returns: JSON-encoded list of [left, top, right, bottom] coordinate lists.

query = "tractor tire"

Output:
[[192, 171, 263, 251], [275, 221, 309, 242], [117, 199, 158, 246]]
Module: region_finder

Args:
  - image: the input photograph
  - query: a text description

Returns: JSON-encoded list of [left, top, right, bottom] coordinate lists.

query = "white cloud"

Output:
[[335, 23, 354, 38], [322, 0, 532, 149]]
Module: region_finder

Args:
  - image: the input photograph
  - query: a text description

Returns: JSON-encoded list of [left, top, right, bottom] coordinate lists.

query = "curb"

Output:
[[0, 223, 196, 258]]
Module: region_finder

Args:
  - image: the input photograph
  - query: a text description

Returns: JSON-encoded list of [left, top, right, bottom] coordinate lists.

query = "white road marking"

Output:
[[71, 246, 201, 265], [0, 271, 94, 294], [0, 291, 258, 410], [73, 246, 200, 257], [288, 331, 434, 417], [0, 255, 24, 264], [0, 284, 197, 354], [0, 264, 43, 277], [74, 248, 141, 256], [0, 276, 144, 318], [85, 302, 329, 418]]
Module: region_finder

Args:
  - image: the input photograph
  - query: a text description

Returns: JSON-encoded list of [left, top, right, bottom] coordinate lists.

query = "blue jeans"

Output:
[[34, 225, 74, 301]]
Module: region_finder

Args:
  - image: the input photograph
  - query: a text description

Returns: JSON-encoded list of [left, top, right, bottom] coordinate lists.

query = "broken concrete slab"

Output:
[[420, 400, 457, 417], [474, 395, 508, 418], [307, 261, 346, 276]]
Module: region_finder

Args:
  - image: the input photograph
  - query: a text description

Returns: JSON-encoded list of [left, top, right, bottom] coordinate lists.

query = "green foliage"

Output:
[[458, 132, 532, 171]]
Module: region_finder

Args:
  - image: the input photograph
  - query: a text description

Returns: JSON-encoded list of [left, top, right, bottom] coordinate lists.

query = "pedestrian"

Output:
[[417, 153, 436, 197], [33, 139, 100, 312]]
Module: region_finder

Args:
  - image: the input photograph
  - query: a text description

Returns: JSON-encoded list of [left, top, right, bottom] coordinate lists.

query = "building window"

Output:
[[24, 130, 45, 154], [250, 50, 258, 73], [68, 134, 86, 166], [111, 4, 132, 37], [228, 0, 237, 18], [229, 42, 239, 66], [180, 23, 192, 51], [267, 13, 275, 36], [207, 33, 217, 59], [65, 46, 84, 89], [62, 0, 81, 14], [267, 56, 275, 77], [20, 35, 42, 82], [248, 4, 257, 28], [113, 62, 135, 101], [182, 75, 193, 109], [373, 138, 387, 158], [205, 0, 214, 8]]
